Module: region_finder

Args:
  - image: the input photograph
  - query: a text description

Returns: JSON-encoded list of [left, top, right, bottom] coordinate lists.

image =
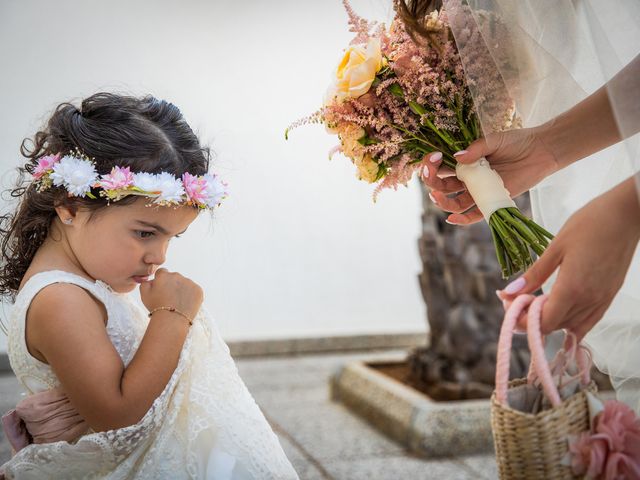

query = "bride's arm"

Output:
[[538, 54, 640, 169]]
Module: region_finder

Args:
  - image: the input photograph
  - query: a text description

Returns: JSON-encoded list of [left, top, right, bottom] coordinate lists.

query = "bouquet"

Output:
[[287, 1, 553, 278]]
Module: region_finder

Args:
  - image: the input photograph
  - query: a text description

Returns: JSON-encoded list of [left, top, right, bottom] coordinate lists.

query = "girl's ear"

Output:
[[54, 205, 77, 225]]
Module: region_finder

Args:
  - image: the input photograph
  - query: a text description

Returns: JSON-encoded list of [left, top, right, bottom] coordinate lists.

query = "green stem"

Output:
[[490, 214, 523, 271], [508, 207, 555, 241], [496, 209, 544, 253], [489, 223, 509, 278]]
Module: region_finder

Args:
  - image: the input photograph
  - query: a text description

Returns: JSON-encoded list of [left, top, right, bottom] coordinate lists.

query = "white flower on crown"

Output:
[[33, 151, 228, 210], [132, 172, 161, 193], [49, 155, 98, 197], [155, 172, 186, 204], [202, 173, 228, 208]]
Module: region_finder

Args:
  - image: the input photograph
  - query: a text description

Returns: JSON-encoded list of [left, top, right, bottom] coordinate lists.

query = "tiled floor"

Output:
[[0, 349, 498, 479]]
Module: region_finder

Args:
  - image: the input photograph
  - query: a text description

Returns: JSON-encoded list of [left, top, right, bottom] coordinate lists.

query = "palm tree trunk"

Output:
[[409, 183, 531, 400]]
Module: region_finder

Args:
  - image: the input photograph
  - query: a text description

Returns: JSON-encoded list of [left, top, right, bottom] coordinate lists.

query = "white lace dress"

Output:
[[2, 270, 299, 479]]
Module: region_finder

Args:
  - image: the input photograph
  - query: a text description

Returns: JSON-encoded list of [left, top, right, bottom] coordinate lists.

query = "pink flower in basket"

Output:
[[568, 399, 640, 479]]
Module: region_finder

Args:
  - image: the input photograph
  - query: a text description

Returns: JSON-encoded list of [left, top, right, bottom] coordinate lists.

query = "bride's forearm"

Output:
[[537, 54, 640, 169]]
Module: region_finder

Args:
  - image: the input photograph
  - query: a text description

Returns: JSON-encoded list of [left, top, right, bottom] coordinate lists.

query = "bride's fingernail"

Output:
[[430, 152, 443, 163], [423, 167, 430, 179], [445, 218, 457, 225], [504, 277, 526, 295], [453, 150, 468, 157], [428, 192, 437, 204]]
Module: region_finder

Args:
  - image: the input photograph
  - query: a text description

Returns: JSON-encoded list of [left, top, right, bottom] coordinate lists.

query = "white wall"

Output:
[[0, 0, 426, 346]]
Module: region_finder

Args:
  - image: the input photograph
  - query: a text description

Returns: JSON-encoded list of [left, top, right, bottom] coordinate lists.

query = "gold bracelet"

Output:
[[148, 306, 193, 326]]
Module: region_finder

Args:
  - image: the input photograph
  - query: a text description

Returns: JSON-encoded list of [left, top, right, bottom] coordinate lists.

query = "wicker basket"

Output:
[[490, 294, 595, 479]]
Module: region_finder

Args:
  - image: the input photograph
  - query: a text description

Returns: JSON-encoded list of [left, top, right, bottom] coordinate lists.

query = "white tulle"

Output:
[[2, 270, 299, 479], [443, 0, 640, 413]]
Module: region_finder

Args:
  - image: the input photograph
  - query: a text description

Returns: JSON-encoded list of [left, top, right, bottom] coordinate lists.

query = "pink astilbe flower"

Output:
[[33, 154, 61, 179], [97, 166, 134, 190], [342, 0, 376, 45]]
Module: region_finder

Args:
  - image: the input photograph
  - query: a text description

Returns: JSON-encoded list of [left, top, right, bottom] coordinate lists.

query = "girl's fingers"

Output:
[[430, 190, 475, 214], [446, 206, 483, 225]]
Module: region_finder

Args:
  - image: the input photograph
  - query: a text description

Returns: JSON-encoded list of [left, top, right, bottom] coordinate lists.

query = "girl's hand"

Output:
[[423, 127, 560, 225], [139, 268, 203, 320], [498, 177, 640, 340]]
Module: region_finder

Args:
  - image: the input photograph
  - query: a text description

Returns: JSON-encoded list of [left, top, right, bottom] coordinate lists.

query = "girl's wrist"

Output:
[[148, 307, 193, 328]]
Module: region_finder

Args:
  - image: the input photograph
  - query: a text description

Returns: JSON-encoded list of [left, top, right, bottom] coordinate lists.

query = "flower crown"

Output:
[[32, 149, 228, 210]]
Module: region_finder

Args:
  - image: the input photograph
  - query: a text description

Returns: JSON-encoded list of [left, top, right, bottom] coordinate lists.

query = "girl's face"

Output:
[[60, 198, 199, 293]]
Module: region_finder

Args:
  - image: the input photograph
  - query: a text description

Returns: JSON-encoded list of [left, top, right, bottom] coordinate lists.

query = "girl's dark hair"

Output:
[[0, 92, 211, 301], [396, 0, 443, 44]]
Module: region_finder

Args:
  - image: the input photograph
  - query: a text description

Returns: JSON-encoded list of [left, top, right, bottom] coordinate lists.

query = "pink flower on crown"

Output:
[[182, 172, 209, 205], [97, 166, 134, 190], [33, 154, 61, 179]]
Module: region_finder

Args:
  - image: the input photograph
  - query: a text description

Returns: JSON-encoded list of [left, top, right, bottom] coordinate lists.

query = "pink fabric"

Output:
[[1, 386, 89, 455], [569, 400, 640, 479]]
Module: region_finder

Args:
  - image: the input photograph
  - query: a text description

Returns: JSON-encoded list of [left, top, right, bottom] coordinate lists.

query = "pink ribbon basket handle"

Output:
[[495, 293, 590, 408]]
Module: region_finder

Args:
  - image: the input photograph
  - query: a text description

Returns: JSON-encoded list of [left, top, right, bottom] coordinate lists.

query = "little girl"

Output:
[[0, 93, 299, 479]]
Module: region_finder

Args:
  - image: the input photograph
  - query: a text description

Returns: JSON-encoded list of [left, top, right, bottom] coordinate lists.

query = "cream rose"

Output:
[[354, 155, 379, 183], [338, 123, 366, 161], [325, 38, 383, 105]]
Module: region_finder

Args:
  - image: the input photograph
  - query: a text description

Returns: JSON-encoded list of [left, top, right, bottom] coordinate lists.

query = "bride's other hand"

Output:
[[426, 127, 560, 225], [498, 177, 640, 340]]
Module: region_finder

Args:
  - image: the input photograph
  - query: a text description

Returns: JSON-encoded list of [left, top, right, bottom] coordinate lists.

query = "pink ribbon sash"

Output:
[[1, 386, 89, 455]]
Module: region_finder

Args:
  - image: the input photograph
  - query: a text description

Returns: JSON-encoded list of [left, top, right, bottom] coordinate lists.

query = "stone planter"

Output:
[[331, 357, 494, 457]]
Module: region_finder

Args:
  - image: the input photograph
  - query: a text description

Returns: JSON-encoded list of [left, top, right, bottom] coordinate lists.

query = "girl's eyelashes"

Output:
[[136, 230, 155, 239], [135, 230, 182, 239]]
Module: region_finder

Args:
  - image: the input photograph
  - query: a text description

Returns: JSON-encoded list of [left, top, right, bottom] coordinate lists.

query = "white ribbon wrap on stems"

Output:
[[455, 158, 516, 222]]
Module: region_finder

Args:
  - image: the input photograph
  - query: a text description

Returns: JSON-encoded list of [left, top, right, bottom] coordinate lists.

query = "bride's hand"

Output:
[[497, 177, 640, 340], [423, 127, 560, 225]]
